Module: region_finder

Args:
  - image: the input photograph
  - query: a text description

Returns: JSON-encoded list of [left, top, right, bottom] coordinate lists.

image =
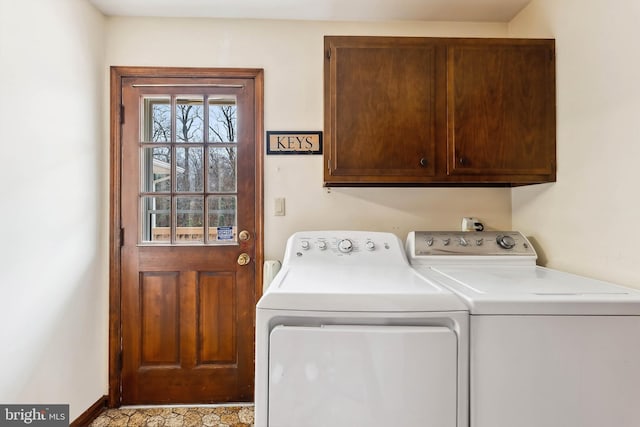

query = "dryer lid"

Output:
[[257, 265, 467, 312]]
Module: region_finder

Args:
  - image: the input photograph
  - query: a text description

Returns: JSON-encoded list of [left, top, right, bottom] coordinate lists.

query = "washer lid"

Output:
[[426, 265, 640, 315], [257, 265, 467, 312]]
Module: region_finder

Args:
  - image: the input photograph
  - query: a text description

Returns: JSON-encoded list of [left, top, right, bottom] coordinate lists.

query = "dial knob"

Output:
[[338, 239, 354, 253], [317, 241, 327, 250], [476, 238, 484, 246], [426, 238, 434, 247], [496, 234, 516, 249], [443, 238, 451, 246], [365, 240, 376, 251], [459, 237, 468, 247], [301, 240, 310, 250]]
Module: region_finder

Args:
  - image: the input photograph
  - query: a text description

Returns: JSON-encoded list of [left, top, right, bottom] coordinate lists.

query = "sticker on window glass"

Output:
[[217, 226, 234, 241]]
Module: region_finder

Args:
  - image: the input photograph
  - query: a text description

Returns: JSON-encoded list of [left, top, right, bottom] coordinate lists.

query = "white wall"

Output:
[[106, 17, 514, 260], [509, 0, 640, 288], [0, 0, 107, 420]]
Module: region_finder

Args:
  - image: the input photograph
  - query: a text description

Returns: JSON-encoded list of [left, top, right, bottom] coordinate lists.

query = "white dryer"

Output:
[[255, 231, 469, 427], [407, 230, 640, 427]]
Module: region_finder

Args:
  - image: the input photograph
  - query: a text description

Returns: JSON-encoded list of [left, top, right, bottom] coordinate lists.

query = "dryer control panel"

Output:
[[407, 231, 537, 258], [283, 231, 408, 266]]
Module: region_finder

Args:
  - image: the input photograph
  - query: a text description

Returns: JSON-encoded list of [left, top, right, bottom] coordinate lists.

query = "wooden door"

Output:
[[446, 40, 556, 179], [112, 68, 263, 405]]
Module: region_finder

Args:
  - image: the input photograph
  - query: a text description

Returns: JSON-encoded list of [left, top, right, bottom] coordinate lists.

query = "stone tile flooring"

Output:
[[90, 405, 254, 427]]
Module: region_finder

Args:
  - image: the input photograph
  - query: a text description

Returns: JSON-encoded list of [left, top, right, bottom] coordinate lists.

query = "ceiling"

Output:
[[88, 0, 532, 23]]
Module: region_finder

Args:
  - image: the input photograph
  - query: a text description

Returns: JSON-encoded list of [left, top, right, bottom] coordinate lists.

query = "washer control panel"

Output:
[[409, 231, 536, 257]]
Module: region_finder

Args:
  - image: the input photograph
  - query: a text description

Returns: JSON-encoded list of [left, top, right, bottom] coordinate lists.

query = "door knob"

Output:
[[238, 230, 251, 241], [237, 253, 251, 266]]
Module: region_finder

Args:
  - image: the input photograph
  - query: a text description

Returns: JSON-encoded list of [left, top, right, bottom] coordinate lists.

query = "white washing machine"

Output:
[[255, 231, 469, 427], [406, 230, 640, 427]]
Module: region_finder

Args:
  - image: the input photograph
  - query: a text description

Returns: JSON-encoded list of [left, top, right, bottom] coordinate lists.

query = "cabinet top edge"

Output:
[[324, 35, 555, 44]]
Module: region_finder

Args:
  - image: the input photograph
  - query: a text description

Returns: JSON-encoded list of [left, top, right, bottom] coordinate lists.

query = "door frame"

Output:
[[108, 66, 264, 407]]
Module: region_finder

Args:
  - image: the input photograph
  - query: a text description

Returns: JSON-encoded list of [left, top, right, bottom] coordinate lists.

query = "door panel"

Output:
[[199, 273, 237, 364], [116, 70, 262, 405], [140, 272, 180, 365]]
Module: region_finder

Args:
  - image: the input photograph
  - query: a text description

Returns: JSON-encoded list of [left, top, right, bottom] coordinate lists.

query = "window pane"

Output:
[[141, 196, 170, 243], [141, 146, 171, 192], [176, 96, 204, 142], [208, 196, 237, 243], [209, 98, 237, 143], [138, 94, 243, 246], [176, 196, 203, 243], [208, 147, 237, 192], [176, 146, 203, 192], [142, 97, 171, 143]]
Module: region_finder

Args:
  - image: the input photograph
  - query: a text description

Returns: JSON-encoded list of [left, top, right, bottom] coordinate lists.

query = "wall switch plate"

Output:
[[275, 197, 285, 216]]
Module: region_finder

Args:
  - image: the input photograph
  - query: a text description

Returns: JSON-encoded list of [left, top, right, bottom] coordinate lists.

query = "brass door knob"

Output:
[[239, 230, 251, 241], [237, 253, 251, 266]]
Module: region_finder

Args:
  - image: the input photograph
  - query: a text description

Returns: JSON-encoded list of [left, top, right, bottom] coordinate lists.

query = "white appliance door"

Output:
[[472, 315, 640, 427], [268, 325, 458, 427]]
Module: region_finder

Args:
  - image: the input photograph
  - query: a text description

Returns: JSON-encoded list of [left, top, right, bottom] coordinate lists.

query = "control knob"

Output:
[[338, 239, 354, 253], [365, 240, 376, 251], [301, 240, 310, 250], [496, 234, 516, 250], [317, 241, 327, 250]]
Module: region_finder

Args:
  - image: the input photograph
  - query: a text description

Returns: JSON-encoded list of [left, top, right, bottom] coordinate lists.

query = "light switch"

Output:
[[275, 197, 285, 216]]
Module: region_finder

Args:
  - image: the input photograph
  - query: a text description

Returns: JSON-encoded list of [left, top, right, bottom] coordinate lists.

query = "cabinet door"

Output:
[[447, 41, 556, 180], [324, 37, 442, 185]]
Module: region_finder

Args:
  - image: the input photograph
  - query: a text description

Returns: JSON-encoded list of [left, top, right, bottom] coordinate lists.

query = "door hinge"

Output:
[[120, 104, 125, 124], [120, 227, 125, 247]]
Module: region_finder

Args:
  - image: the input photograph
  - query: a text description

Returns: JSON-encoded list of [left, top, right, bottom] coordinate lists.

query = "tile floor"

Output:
[[89, 405, 254, 427]]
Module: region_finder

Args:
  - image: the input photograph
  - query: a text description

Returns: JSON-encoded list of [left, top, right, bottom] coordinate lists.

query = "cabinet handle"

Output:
[[419, 158, 428, 167], [459, 157, 466, 165]]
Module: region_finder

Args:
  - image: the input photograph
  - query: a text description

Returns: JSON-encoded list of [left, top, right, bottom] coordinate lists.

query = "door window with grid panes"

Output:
[[140, 95, 239, 244]]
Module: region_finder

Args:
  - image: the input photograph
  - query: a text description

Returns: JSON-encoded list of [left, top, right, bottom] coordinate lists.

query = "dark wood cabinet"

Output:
[[325, 37, 442, 184], [446, 40, 556, 179], [324, 36, 556, 186]]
